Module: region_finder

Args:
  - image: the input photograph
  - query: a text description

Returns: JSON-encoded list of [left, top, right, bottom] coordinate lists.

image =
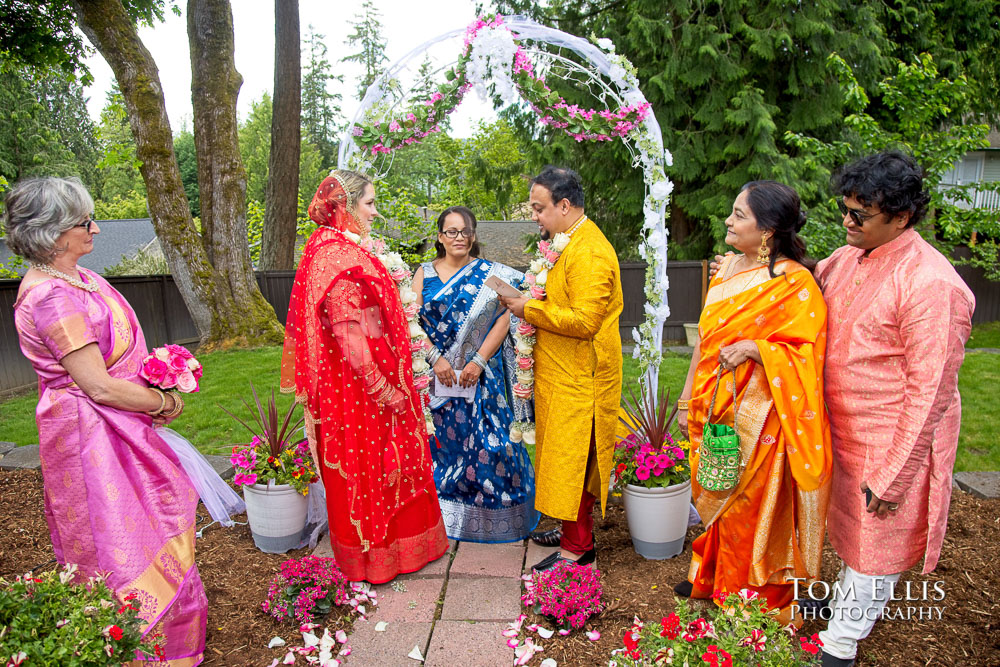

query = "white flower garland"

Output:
[[342, 229, 436, 436], [508, 229, 575, 445]]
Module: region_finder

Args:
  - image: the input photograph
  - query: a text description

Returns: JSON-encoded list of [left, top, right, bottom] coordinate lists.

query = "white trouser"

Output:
[[817, 564, 902, 660]]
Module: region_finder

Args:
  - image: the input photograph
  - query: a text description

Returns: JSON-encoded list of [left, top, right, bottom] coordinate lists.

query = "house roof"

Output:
[[0, 218, 157, 275], [475, 221, 536, 268]]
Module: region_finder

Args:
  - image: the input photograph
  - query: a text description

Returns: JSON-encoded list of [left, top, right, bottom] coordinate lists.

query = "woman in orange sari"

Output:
[[675, 181, 832, 625]]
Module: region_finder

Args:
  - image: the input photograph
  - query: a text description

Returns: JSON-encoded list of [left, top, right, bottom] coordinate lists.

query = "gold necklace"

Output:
[[31, 263, 99, 292]]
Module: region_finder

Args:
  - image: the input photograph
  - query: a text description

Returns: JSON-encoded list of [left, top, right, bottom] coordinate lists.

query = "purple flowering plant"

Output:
[[223, 383, 317, 495], [614, 387, 691, 491], [520, 561, 603, 631]]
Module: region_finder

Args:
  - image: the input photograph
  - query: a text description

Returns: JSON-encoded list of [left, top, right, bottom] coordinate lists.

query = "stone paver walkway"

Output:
[[312, 536, 559, 666]]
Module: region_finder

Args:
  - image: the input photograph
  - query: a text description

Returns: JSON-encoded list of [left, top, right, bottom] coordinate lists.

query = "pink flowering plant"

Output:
[[350, 15, 652, 157], [140, 344, 202, 393], [262, 556, 362, 625], [610, 590, 822, 667], [223, 383, 316, 495], [614, 387, 690, 491], [520, 560, 603, 631], [0, 564, 166, 665]]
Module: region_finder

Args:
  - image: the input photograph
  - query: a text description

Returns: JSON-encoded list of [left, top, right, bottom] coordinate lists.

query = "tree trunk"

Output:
[[260, 0, 301, 270], [72, 0, 283, 349]]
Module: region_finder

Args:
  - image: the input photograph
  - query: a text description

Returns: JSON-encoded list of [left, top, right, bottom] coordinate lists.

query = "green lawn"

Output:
[[967, 321, 1000, 349], [0, 346, 293, 456], [1, 345, 996, 471]]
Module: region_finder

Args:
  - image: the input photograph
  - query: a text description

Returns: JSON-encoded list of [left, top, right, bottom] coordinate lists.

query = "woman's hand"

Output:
[[386, 390, 407, 414], [433, 357, 455, 386], [718, 340, 761, 370], [678, 408, 689, 439], [459, 362, 483, 388]]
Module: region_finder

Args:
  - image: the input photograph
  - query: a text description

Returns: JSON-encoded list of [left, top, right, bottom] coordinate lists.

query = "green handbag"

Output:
[[697, 368, 743, 492]]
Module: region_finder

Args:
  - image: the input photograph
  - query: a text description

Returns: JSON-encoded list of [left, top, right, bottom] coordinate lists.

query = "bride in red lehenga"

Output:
[[281, 170, 449, 583]]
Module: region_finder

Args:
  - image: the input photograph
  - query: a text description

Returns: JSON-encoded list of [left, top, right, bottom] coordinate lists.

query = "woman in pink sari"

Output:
[[6, 177, 207, 665]]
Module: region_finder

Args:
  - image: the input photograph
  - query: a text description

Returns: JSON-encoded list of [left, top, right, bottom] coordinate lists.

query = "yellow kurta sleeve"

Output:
[[523, 246, 615, 339]]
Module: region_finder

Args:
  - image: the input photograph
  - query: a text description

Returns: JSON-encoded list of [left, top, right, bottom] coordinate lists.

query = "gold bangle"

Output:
[[147, 388, 167, 416], [677, 399, 689, 411], [161, 391, 184, 419]]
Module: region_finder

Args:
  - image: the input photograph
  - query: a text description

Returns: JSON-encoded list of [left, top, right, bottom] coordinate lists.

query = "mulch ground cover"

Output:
[[3, 468, 998, 666]]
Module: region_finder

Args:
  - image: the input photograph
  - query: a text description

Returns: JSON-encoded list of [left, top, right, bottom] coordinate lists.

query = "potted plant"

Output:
[[0, 564, 165, 665], [614, 387, 692, 560], [610, 589, 823, 666], [224, 383, 317, 554]]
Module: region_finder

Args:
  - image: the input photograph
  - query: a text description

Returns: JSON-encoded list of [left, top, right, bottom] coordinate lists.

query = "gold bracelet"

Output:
[[677, 399, 689, 411], [147, 388, 167, 416], [161, 391, 184, 419]]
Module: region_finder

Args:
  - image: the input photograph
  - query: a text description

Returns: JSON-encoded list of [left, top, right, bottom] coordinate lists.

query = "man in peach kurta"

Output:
[[500, 166, 623, 571], [814, 152, 975, 667]]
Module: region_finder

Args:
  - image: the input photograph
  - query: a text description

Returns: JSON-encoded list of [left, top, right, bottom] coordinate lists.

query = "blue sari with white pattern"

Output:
[[420, 258, 539, 543]]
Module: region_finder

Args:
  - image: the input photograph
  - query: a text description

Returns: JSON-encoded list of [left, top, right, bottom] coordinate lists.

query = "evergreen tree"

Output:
[[301, 26, 344, 167], [0, 65, 88, 184], [493, 0, 892, 258], [342, 0, 388, 101]]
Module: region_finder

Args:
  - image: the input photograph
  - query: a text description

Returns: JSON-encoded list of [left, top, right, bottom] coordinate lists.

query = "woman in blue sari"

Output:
[[412, 206, 540, 543]]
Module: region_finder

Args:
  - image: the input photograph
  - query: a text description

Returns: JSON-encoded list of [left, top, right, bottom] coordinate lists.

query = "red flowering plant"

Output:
[[520, 560, 603, 631], [262, 555, 374, 626], [0, 564, 166, 665], [613, 387, 691, 492], [223, 383, 317, 495], [609, 590, 822, 667]]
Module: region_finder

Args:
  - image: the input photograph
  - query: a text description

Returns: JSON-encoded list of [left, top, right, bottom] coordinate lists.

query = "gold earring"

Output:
[[756, 234, 771, 264]]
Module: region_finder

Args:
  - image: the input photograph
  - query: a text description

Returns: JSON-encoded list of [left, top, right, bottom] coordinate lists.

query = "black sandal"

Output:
[[529, 528, 562, 547]]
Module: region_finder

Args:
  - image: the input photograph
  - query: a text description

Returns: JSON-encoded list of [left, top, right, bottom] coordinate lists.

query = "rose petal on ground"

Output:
[[268, 637, 287, 648], [540, 660, 558, 667], [501, 628, 520, 638], [586, 630, 601, 641], [282, 651, 296, 664], [267, 660, 279, 667], [520, 574, 533, 581], [407, 645, 424, 661], [526, 624, 540, 633], [334, 630, 347, 644], [302, 631, 320, 648], [375, 621, 389, 632], [557, 629, 571, 636], [536, 627, 554, 639], [507, 638, 519, 648], [339, 647, 351, 657]]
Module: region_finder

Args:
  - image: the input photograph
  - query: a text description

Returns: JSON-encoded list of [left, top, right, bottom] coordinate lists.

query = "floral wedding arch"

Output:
[[337, 15, 673, 400]]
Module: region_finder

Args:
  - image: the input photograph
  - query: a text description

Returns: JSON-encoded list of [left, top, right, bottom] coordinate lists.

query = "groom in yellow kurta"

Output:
[[500, 166, 623, 570]]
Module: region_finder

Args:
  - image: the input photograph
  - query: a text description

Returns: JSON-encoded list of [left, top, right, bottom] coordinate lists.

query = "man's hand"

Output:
[[861, 481, 899, 519], [708, 252, 733, 280], [498, 294, 530, 319]]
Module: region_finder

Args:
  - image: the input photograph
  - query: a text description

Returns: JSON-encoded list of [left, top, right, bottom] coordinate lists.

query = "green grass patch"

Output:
[[0, 346, 295, 456], [967, 321, 1000, 349], [956, 351, 1000, 471], [1, 346, 996, 471]]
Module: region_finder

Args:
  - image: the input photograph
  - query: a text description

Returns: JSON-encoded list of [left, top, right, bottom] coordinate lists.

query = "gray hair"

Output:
[[2, 177, 94, 263]]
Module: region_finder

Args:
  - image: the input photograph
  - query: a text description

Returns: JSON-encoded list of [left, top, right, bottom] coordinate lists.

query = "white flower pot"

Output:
[[683, 323, 699, 347], [622, 480, 692, 560], [243, 482, 308, 554]]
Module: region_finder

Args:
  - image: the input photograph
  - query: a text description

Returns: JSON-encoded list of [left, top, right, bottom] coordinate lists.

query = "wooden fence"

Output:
[[2, 260, 998, 394]]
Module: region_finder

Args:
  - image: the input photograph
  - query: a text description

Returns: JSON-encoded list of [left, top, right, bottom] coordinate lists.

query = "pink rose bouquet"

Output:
[[140, 345, 202, 393]]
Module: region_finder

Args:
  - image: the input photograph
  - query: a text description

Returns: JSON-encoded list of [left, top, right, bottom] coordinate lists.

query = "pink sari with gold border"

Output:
[[14, 268, 206, 666]]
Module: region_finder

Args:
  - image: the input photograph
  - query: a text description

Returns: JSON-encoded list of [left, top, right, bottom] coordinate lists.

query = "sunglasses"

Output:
[[440, 229, 474, 239], [836, 199, 880, 227], [74, 216, 96, 233]]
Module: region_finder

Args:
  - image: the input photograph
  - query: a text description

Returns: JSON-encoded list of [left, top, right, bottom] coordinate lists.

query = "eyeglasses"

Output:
[[836, 199, 880, 227], [74, 216, 95, 233], [440, 229, 474, 239]]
